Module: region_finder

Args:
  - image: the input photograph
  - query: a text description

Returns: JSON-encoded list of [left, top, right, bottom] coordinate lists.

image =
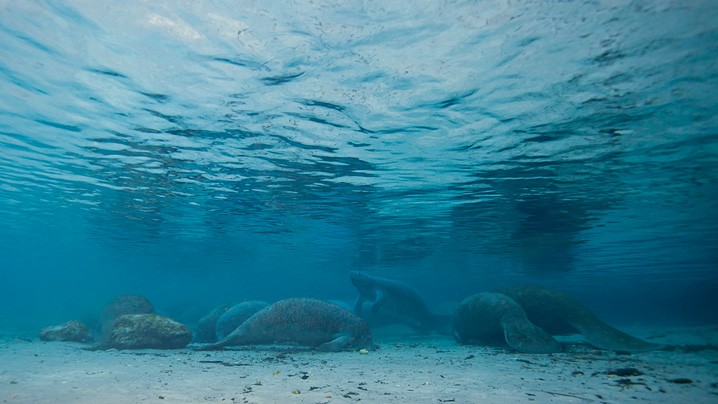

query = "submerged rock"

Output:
[[107, 314, 192, 349], [215, 301, 269, 340], [101, 294, 155, 337], [40, 320, 92, 343]]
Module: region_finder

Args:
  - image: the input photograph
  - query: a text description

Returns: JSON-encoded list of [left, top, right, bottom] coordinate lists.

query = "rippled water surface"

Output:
[[1, 0, 717, 330]]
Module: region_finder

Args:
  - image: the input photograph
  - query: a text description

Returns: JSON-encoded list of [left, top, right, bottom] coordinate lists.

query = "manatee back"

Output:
[[355, 273, 433, 319], [215, 301, 269, 340], [225, 298, 372, 348], [453, 292, 561, 353], [452, 292, 523, 344], [194, 304, 229, 343], [380, 278, 431, 314], [499, 285, 592, 334]]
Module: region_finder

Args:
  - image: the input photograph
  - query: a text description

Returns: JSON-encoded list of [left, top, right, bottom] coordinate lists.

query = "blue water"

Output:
[[1, 0, 717, 334]]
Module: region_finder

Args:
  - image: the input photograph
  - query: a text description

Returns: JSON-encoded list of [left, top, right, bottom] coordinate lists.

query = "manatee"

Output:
[[499, 285, 658, 352], [215, 301, 269, 340], [350, 272, 448, 333], [453, 292, 562, 353], [196, 298, 375, 352], [355, 301, 434, 333], [194, 304, 230, 343]]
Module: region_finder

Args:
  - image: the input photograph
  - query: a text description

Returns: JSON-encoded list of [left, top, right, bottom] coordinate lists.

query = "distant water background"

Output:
[[1, 0, 717, 333]]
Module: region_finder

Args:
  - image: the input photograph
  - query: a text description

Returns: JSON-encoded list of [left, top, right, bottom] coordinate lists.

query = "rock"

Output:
[[101, 294, 155, 337], [40, 320, 92, 343], [194, 304, 230, 343], [215, 301, 269, 340], [107, 314, 192, 349]]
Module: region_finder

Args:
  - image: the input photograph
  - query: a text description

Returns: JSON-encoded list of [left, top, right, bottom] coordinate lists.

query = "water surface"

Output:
[[1, 0, 717, 331]]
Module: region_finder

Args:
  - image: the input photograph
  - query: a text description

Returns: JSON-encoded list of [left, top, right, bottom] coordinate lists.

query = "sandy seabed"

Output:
[[1, 326, 717, 403]]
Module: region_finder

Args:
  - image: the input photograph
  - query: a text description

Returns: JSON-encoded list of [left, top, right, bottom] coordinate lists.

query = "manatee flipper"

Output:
[[500, 315, 561, 354], [371, 290, 385, 314], [353, 296, 365, 316], [317, 335, 350, 352]]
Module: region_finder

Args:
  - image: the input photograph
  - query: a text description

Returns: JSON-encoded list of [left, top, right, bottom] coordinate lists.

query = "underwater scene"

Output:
[[1, 0, 717, 402]]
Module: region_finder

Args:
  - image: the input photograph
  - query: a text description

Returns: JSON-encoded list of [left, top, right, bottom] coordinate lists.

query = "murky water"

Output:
[[1, 0, 717, 331]]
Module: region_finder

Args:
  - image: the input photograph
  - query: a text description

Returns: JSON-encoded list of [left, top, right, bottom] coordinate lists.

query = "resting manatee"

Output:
[[196, 298, 375, 352], [194, 304, 230, 343], [499, 285, 658, 352], [350, 272, 448, 333], [215, 301, 269, 340], [453, 292, 562, 353]]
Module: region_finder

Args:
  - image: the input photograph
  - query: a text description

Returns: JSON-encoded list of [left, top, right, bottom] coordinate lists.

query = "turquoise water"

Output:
[[1, 1, 717, 334]]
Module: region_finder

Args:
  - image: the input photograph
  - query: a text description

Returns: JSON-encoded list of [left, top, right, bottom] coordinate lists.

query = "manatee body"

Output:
[[350, 272, 445, 333], [355, 301, 434, 333], [197, 298, 374, 352], [194, 304, 230, 343], [499, 285, 658, 352], [215, 301, 269, 340], [453, 292, 561, 354]]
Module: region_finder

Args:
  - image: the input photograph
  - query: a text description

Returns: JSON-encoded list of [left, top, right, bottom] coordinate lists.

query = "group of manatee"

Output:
[[452, 286, 657, 353], [193, 272, 658, 354]]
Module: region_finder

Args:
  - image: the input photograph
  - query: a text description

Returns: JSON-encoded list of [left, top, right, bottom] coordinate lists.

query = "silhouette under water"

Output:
[[0, 0, 716, 335], [1, 2, 717, 402]]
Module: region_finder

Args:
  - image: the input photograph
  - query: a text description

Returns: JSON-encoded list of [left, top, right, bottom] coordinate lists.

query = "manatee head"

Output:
[[349, 271, 376, 297]]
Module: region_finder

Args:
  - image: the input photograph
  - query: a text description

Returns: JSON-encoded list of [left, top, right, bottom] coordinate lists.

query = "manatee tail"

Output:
[[501, 315, 562, 354], [572, 319, 660, 352], [316, 336, 350, 352]]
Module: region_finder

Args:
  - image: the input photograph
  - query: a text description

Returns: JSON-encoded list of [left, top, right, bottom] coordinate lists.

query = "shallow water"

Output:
[[0, 0, 717, 333]]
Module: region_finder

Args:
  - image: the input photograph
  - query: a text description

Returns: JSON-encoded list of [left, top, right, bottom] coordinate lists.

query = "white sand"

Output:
[[1, 326, 717, 403]]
